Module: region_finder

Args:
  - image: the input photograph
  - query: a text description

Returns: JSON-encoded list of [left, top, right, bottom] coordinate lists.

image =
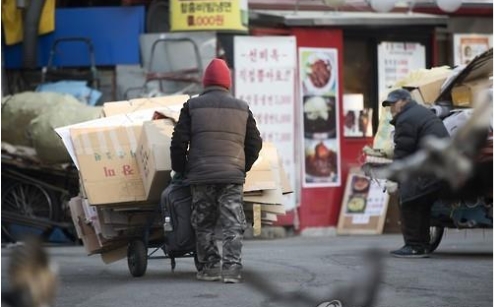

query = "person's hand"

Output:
[[171, 171, 184, 183], [385, 180, 398, 194]]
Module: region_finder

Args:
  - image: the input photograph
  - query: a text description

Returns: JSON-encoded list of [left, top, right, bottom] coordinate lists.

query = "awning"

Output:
[[249, 10, 449, 27]]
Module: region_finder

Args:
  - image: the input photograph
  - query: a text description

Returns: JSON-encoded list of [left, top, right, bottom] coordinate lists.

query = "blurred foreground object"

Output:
[[2, 237, 58, 307], [244, 248, 383, 307]]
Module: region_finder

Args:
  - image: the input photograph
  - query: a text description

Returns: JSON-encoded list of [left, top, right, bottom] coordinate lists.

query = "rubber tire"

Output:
[[429, 226, 444, 253], [127, 240, 148, 277]]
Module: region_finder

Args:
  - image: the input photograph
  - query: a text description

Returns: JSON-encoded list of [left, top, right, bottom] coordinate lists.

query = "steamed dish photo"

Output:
[[304, 96, 330, 121]]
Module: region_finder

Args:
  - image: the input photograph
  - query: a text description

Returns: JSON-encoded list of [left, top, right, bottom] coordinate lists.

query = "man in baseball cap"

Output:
[[382, 89, 413, 116], [381, 87, 450, 258]]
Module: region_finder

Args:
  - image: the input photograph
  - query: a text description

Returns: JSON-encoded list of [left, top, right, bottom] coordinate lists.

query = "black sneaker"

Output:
[[222, 267, 242, 283], [196, 267, 221, 281], [390, 245, 429, 258]]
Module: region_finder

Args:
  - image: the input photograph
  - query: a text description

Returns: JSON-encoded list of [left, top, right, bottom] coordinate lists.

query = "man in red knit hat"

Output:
[[170, 58, 262, 283]]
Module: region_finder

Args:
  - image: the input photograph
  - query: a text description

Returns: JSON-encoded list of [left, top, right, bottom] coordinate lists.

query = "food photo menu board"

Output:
[[298, 48, 341, 188], [337, 170, 390, 235]]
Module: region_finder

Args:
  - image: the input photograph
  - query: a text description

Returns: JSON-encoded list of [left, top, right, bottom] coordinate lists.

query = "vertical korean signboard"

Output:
[[298, 48, 341, 188], [377, 41, 426, 94], [170, 0, 248, 32], [234, 36, 297, 211]]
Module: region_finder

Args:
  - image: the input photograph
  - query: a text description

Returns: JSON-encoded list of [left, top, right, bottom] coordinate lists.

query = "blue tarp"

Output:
[[36, 80, 102, 105], [3, 6, 145, 69]]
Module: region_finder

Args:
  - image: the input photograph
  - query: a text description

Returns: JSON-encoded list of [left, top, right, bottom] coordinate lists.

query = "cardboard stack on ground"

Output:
[[57, 95, 292, 261], [243, 142, 292, 236]]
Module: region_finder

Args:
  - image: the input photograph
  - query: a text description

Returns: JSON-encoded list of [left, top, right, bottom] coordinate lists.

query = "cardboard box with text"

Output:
[[70, 125, 147, 205]]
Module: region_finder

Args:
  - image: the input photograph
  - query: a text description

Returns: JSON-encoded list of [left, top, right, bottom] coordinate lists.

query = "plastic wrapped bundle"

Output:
[[1, 91, 102, 164]]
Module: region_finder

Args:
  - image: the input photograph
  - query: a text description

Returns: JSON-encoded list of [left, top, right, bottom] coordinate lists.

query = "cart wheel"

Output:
[[429, 226, 444, 253], [127, 240, 148, 277], [2, 182, 59, 221]]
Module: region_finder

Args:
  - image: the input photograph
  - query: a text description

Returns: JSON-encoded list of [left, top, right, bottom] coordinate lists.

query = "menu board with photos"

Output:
[[298, 47, 341, 188], [337, 169, 390, 235]]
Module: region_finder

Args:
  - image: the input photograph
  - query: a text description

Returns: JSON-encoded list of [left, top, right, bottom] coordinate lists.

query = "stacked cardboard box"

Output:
[[242, 142, 292, 236], [68, 196, 162, 262], [57, 95, 292, 262], [402, 69, 452, 105]]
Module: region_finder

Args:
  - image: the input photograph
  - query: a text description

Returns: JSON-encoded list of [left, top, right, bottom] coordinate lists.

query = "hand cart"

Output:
[[1, 147, 79, 243], [124, 37, 203, 99], [121, 206, 203, 278], [40, 37, 101, 104]]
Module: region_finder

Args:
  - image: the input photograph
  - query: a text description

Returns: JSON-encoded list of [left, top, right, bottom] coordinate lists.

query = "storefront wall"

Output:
[[249, 24, 438, 231]]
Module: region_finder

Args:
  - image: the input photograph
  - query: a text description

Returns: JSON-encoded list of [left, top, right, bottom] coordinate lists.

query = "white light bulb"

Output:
[[436, 0, 462, 13], [370, 0, 397, 13]]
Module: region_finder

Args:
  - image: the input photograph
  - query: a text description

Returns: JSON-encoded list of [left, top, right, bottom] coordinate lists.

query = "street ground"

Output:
[[1, 229, 493, 307]]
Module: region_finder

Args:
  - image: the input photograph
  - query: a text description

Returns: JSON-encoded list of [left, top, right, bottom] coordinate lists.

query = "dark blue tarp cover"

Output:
[[3, 6, 145, 68]]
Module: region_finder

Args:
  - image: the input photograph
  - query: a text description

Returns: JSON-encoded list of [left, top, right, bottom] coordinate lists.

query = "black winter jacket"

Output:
[[391, 100, 450, 204], [170, 87, 263, 185]]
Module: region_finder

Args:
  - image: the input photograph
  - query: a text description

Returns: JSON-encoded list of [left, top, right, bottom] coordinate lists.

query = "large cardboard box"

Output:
[[56, 108, 167, 170], [403, 72, 450, 105], [102, 95, 188, 117], [70, 125, 147, 205], [136, 119, 174, 201]]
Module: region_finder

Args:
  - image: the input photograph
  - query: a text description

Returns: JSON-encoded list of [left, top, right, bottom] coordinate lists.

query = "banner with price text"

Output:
[[170, 0, 248, 32]]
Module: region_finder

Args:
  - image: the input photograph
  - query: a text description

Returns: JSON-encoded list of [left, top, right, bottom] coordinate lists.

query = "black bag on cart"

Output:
[[160, 180, 200, 270]]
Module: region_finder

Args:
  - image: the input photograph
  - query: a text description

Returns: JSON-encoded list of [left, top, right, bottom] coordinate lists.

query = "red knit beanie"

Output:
[[202, 58, 232, 89]]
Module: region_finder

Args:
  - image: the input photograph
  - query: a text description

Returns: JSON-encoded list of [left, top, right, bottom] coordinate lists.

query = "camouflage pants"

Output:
[[190, 183, 247, 270]]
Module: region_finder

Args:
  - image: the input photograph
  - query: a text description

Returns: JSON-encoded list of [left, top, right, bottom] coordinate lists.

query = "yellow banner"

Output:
[[170, 0, 248, 32], [2, 0, 56, 45]]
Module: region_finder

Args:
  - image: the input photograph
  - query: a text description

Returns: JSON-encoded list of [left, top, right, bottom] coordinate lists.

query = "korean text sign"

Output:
[[377, 41, 426, 94], [170, 0, 248, 32], [234, 36, 297, 211]]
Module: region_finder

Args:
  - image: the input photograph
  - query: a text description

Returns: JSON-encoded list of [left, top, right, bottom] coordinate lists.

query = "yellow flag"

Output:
[[2, 0, 55, 46]]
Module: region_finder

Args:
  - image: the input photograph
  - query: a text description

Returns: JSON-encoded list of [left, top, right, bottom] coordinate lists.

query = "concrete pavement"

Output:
[[1, 229, 493, 307]]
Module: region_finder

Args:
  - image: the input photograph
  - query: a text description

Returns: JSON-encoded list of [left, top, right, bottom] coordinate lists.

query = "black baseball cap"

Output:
[[382, 89, 412, 107]]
